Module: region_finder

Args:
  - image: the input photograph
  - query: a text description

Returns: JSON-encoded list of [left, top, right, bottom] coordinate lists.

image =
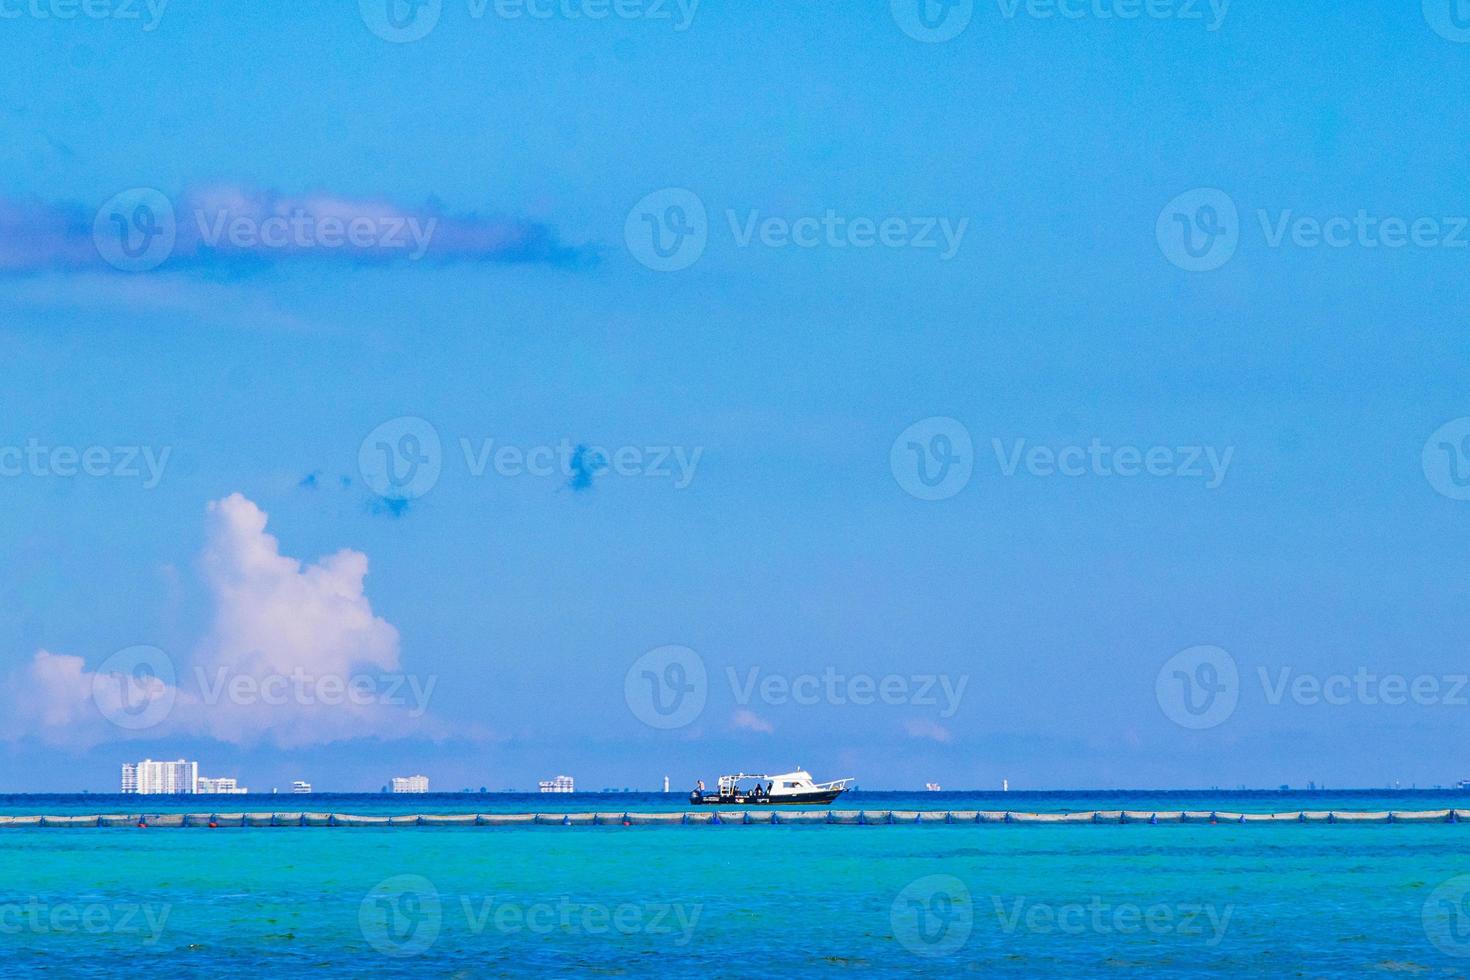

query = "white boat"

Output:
[[689, 769, 853, 806]]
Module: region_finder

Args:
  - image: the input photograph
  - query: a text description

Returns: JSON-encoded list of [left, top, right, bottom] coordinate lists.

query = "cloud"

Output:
[[8, 493, 441, 749], [731, 709, 775, 734], [0, 185, 594, 275], [904, 719, 952, 743]]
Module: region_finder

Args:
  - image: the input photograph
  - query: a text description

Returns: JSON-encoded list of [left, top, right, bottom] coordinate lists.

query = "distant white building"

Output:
[[539, 775, 575, 793], [390, 775, 429, 794], [197, 776, 248, 795], [292, 781, 312, 794], [120, 759, 199, 795]]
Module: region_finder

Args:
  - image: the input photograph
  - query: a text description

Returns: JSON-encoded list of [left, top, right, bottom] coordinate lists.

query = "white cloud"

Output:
[[9, 493, 439, 748], [731, 709, 774, 734]]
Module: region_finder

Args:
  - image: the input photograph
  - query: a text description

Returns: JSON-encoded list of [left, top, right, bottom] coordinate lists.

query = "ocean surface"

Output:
[[5, 790, 1470, 976]]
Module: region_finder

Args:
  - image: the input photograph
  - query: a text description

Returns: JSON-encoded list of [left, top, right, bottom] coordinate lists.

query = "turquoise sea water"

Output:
[[5, 792, 1470, 976]]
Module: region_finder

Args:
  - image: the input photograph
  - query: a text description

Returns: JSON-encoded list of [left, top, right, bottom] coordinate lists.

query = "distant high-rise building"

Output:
[[538, 775, 575, 793], [663, 775, 670, 793], [120, 759, 199, 795], [390, 775, 429, 794]]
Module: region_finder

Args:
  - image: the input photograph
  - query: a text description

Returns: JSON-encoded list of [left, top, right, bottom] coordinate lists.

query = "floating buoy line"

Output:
[[0, 809, 1467, 828]]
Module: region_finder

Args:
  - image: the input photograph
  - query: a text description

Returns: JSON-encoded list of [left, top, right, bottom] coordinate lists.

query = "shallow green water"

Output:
[[4, 822, 1470, 976]]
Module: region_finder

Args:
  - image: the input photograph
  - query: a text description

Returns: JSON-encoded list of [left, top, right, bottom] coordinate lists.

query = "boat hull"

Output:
[[689, 789, 846, 806]]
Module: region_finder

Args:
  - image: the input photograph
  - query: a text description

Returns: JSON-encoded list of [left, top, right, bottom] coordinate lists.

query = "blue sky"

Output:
[[2, 1, 1470, 792]]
